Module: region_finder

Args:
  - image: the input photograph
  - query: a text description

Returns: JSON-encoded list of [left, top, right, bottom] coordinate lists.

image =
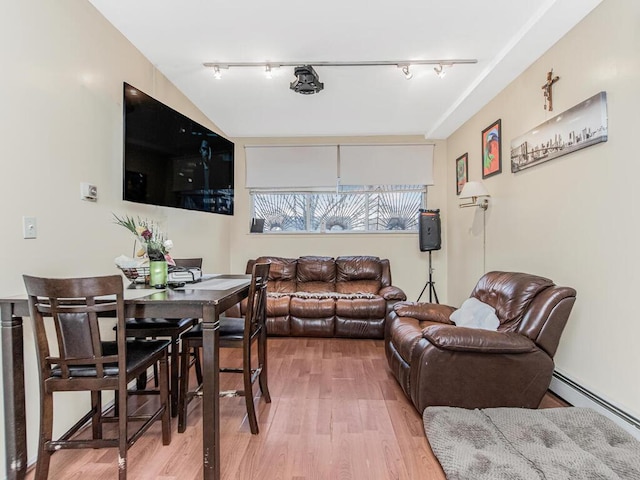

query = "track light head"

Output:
[[401, 65, 413, 80], [213, 65, 222, 80], [265, 65, 273, 79], [434, 64, 447, 78], [289, 65, 324, 95]]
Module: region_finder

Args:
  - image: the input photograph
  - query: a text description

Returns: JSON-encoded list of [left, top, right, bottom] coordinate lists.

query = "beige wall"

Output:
[[228, 136, 449, 303], [446, 0, 640, 419], [0, 0, 233, 470]]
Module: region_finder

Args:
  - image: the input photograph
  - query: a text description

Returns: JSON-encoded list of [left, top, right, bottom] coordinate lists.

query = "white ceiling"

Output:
[[88, 0, 602, 139]]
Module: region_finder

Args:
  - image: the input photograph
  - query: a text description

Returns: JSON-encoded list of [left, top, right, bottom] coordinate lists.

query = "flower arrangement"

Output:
[[113, 214, 174, 263]]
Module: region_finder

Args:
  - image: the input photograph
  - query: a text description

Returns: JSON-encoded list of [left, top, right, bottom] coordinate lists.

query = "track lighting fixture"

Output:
[[203, 58, 476, 92]]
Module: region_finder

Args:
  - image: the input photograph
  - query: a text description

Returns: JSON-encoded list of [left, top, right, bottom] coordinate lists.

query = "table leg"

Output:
[[201, 304, 220, 480], [1, 305, 27, 480]]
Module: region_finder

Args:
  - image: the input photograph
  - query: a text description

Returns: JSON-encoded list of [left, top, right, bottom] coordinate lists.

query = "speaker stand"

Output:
[[417, 250, 439, 303]]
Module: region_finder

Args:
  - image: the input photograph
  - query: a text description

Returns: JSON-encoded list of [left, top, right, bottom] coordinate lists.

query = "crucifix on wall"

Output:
[[542, 69, 560, 111]]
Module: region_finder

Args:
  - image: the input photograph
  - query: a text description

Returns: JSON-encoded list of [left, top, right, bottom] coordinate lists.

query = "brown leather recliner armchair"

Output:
[[385, 271, 576, 413]]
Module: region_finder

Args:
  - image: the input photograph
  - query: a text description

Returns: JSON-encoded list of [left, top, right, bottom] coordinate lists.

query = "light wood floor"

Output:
[[26, 337, 567, 480]]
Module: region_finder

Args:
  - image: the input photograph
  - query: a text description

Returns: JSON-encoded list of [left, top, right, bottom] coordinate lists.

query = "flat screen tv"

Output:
[[123, 82, 234, 215]]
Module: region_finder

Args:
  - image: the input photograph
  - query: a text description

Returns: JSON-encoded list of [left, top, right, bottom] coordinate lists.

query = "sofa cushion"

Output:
[[471, 271, 554, 326], [296, 281, 335, 293], [297, 256, 336, 283], [266, 295, 291, 317], [257, 256, 298, 294], [336, 256, 382, 282], [336, 297, 386, 318], [336, 280, 381, 295], [291, 316, 334, 336], [257, 256, 298, 281], [290, 297, 335, 317]]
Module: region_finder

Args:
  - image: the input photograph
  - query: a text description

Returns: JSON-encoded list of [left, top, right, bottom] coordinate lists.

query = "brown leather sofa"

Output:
[[385, 271, 576, 413], [231, 256, 406, 338]]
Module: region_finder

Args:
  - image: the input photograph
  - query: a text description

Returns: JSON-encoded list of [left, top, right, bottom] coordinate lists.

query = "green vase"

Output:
[[149, 260, 168, 288]]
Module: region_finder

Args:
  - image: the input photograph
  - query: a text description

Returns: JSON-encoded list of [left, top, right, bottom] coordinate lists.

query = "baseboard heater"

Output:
[[551, 370, 640, 439]]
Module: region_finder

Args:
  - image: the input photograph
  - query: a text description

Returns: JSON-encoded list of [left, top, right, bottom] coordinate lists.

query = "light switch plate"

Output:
[[23, 216, 37, 239]]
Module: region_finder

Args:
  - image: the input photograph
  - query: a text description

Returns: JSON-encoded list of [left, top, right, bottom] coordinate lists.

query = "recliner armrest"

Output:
[[422, 324, 538, 353], [394, 302, 455, 324], [379, 286, 407, 301]]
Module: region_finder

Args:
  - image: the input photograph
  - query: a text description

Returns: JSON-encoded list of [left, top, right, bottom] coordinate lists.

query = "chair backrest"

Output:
[[244, 262, 270, 340], [23, 274, 126, 381], [470, 271, 577, 356], [174, 258, 203, 269]]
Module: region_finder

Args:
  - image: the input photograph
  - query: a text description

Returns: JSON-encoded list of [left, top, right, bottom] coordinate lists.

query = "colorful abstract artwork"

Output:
[[482, 119, 502, 179], [456, 153, 468, 195]]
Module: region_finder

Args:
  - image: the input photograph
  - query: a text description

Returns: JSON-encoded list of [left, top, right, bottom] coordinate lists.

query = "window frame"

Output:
[[250, 185, 427, 234]]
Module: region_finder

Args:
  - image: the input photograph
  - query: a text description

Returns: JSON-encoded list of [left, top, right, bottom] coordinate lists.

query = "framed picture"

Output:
[[455, 153, 468, 195], [510, 91, 608, 172], [482, 119, 502, 178]]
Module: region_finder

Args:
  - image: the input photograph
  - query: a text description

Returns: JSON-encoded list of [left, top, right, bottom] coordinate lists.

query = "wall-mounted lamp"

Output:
[[459, 181, 490, 210]]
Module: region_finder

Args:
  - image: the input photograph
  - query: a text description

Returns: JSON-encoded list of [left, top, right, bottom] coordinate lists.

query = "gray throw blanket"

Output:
[[424, 407, 640, 479]]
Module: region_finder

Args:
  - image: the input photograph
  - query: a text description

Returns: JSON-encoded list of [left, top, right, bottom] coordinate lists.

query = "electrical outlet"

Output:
[[23, 216, 37, 239]]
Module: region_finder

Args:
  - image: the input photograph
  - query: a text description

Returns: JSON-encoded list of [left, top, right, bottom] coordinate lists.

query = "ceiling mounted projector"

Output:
[[289, 65, 324, 95]]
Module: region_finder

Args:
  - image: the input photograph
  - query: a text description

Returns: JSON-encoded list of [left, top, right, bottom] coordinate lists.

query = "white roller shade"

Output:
[[245, 145, 338, 189], [339, 144, 434, 186]]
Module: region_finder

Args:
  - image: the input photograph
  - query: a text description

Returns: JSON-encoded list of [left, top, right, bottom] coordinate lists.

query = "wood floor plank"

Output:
[[25, 337, 563, 479]]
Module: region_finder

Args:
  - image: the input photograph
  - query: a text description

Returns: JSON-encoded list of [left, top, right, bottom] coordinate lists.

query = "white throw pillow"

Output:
[[449, 297, 500, 331]]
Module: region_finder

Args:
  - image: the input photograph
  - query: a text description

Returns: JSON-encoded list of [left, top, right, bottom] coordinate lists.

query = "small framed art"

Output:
[[455, 153, 468, 195], [481, 119, 502, 179]]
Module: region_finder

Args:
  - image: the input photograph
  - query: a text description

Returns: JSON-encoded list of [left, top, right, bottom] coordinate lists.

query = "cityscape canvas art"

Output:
[[510, 91, 608, 173]]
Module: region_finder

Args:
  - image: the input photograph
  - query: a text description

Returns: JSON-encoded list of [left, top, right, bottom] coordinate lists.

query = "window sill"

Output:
[[248, 230, 417, 236]]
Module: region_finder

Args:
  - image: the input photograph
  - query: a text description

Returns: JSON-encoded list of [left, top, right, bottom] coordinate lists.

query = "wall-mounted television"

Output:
[[123, 82, 234, 215]]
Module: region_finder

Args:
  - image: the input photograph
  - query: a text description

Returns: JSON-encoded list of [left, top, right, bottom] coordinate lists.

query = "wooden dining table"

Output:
[[0, 273, 251, 480]]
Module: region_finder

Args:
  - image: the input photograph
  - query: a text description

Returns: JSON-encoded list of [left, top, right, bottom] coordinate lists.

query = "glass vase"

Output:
[[149, 260, 168, 288]]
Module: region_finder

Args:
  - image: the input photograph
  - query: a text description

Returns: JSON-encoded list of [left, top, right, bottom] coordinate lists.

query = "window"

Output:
[[251, 185, 425, 232]]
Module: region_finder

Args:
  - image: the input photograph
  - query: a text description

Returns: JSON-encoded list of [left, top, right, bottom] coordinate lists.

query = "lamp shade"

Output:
[[459, 181, 489, 199]]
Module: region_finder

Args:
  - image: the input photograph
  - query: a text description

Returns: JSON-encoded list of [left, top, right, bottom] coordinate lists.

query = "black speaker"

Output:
[[419, 209, 441, 251]]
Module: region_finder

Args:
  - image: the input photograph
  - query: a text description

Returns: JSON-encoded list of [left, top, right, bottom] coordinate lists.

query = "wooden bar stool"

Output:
[[23, 274, 171, 480], [178, 262, 271, 434]]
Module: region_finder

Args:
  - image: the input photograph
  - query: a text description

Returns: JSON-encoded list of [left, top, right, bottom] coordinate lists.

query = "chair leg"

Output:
[[118, 384, 128, 480], [244, 344, 259, 435], [136, 370, 147, 391], [258, 329, 271, 403], [178, 341, 192, 433], [193, 349, 203, 385], [169, 334, 180, 417], [34, 391, 53, 480], [158, 351, 172, 445], [91, 391, 103, 440]]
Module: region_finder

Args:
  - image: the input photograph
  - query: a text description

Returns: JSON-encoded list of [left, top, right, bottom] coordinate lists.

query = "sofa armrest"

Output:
[[422, 324, 538, 353], [393, 302, 455, 324], [379, 285, 407, 301]]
